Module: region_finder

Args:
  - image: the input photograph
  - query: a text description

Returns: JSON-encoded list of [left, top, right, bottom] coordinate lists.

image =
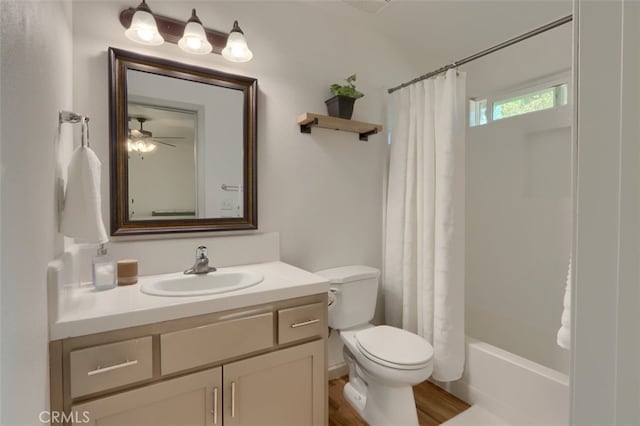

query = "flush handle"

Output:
[[291, 319, 320, 328]]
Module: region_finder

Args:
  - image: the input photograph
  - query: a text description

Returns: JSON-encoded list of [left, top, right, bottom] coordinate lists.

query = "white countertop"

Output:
[[50, 261, 329, 340]]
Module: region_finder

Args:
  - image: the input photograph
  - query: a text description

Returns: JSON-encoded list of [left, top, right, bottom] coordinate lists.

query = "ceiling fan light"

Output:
[[140, 141, 157, 153], [178, 9, 213, 54], [222, 21, 253, 63], [129, 140, 156, 153], [125, 0, 164, 46]]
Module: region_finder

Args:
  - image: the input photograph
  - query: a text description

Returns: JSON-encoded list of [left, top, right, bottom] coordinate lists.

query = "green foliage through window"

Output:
[[469, 83, 568, 127]]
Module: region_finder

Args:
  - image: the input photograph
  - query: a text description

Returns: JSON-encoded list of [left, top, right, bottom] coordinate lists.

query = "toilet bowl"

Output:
[[316, 266, 434, 426]]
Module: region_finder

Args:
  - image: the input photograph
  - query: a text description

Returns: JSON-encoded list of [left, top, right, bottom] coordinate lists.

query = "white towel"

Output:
[[557, 257, 572, 350], [60, 145, 108, 244]]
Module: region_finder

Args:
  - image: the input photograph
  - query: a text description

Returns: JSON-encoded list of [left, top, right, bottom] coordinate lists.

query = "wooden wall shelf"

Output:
[[297, 113, 384, 141]]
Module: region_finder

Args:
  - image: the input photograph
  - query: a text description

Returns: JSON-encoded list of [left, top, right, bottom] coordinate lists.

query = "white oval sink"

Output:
[[141, 271, 264, 297]]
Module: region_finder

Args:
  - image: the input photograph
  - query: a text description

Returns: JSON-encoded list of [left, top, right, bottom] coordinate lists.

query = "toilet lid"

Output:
[[354, 326, 434, 368]]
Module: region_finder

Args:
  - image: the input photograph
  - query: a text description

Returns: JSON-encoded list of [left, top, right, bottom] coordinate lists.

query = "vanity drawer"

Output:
[[278, 302, 325, 344], [161, 312, 274, 375], [69, 337, 153, 398]]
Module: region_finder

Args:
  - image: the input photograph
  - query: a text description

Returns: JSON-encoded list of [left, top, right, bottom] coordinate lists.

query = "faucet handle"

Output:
[[196, 246, 208, 259]]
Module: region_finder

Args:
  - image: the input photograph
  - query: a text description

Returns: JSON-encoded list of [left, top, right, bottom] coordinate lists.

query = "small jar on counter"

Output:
[[117, 259, 139, 286]]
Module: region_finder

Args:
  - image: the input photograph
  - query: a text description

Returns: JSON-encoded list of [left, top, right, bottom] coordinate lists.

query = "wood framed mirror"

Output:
[[108, 48, 257, 235]]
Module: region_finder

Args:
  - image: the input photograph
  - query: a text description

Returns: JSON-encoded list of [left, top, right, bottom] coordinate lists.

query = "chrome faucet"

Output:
[[184, 246, 217, 275]]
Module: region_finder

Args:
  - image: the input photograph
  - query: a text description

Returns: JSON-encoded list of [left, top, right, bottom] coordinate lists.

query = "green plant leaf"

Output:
[[329, 74, 364, 99]]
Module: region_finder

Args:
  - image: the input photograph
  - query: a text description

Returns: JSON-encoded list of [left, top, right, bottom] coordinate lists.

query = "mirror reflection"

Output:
[[109, 48, 257, 235], [127, 104, 197, 219], [127, 69, 244, 221]]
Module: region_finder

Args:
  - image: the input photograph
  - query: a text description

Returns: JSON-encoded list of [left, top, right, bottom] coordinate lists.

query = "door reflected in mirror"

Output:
[[109, 48, 257, 235], [127, 104, 197, 220]]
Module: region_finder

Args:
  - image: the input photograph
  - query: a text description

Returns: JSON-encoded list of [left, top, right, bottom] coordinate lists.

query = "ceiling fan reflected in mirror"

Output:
[[127, 116, 183, 154]]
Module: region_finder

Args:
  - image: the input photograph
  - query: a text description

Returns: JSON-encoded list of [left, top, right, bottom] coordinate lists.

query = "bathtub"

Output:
[[437, 337, 569, 426]]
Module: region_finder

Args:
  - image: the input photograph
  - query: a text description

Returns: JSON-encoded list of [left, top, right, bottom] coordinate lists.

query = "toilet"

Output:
[[316, 265, 434, 426]]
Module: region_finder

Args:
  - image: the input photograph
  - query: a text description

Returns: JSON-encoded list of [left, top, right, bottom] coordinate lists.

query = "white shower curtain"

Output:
[[384, 69, 466, 381]]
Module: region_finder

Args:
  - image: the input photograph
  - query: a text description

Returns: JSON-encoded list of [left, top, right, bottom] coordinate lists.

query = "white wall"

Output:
[[71, 0, 417, 270], [462, 22, 572, 374], [0, 1, 73, 424], [616, 3, 640, 422], [71, 0, 417, 372], [572, 1, 640, 424], [466, 107, 572, 374], [464, 24, 572, 99]]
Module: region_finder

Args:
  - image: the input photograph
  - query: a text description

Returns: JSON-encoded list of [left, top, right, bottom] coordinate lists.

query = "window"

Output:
[[470, 83, 569, 127], [469, 98, 488, 127]]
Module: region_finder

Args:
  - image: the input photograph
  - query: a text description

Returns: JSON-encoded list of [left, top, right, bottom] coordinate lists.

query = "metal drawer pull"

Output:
[[290, 319, 320, 328], [211, 387, 218, 424], [87, 360, 138, 376], [231, 382, 236, 418]]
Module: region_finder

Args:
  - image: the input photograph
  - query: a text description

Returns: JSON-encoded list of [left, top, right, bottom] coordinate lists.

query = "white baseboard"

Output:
[[328, 362, 348, 380]]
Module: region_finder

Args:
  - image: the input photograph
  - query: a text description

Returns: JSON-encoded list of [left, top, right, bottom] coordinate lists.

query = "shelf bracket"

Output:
[[300, 118, 319, 134], [359, 128, 379, 141]]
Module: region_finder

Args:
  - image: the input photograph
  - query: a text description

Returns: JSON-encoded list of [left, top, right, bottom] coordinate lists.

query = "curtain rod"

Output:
[[388, 14, 573, 94]]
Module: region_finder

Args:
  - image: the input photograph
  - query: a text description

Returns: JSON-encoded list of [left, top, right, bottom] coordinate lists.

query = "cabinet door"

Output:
[[72, 367, 222, 426], [223, 340, 326, 426]]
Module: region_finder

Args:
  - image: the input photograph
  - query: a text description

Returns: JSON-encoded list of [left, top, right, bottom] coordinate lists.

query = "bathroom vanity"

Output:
[[48, 261, 329, 426]]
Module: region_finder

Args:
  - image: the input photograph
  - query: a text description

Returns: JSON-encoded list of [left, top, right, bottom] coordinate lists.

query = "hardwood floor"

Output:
[[329, 376, 470, 426]]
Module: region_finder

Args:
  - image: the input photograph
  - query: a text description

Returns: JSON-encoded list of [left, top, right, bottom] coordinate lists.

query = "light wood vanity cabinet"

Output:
[[72, 367, 222, 426], [223, 340, 324, 426], [50, 294, 328, 426]]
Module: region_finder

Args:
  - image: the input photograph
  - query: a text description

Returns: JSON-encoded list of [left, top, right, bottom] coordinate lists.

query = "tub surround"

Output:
[[440, 337, 569, 425]]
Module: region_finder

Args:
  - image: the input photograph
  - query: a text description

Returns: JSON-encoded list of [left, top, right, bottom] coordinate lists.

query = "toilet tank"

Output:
[[315, 265, 380, 330]]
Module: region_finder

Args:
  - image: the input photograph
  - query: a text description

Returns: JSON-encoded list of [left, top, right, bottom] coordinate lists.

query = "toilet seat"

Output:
[[354, 325, 434, 370]]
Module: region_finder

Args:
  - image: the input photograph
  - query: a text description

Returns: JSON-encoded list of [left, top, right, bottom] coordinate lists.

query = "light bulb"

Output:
[[124, 1, 164, 46], [136, 28, 155, 42], [186, 37, 202, 50], [222, 21, 253, 63], [178, 9, 212, 54]]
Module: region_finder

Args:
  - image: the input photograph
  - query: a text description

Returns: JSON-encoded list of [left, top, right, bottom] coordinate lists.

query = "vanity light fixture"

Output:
[[222, 21, 253, 63], [178, 9, 213, 55], [120, 4, 253, 62], [124, 0, 164, 46]]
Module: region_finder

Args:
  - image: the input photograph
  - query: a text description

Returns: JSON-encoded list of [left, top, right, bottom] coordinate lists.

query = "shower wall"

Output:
[[462, 23, 572, 374], [466, 106, 572, 374]]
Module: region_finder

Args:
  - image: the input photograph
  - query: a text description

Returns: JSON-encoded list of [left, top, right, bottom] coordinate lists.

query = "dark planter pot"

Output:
[[325, 95, 356, 120]]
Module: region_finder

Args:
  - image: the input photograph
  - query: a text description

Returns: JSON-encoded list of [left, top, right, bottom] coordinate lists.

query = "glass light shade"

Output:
[[222, 25, 253, 63], [125, 10, 164, 46], [178, 21, 213, 54], [127, 139, 157, 154]]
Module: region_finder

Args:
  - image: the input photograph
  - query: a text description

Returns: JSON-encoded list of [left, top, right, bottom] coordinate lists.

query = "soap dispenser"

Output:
[[92, 244, 116, 290]]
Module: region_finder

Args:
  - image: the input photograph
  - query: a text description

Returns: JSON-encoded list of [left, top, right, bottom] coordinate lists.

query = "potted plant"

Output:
[[325, 74, 364, 120]]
